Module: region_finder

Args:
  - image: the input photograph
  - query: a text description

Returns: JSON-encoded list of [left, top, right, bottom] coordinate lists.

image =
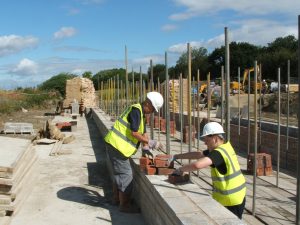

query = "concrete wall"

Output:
[[91, 108, 245, 225]]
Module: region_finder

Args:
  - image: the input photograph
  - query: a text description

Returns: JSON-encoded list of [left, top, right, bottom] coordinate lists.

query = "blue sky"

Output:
[[0, 0, 299, 89]]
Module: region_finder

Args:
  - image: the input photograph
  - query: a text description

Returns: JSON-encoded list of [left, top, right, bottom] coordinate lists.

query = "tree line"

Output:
[[39, 35, 298, 96]]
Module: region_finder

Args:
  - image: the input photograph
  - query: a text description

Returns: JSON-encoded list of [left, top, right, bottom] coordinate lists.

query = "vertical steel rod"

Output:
[[139, 66, 143, 102], [197, 70, 200, 177], [221, 66, 225, 127], [296, 14, 300, 225], [165, 52, 170, 154], [225, 27, 230, 141], [207, 73, 211, 122], [150, 59, 154, 139], [286, 60, 290, 169], [277, 68, 281, 187], [252, 60, 258, 216], [187, 43, 192, 155], [247, 70, 251, 155], [180, 73, 183, 164], [125, 46, 129, 107], [158, 78, 161, 141], [238, 67, 241, 151]]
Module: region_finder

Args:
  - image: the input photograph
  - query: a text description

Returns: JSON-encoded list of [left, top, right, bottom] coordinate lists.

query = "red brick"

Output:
[[168, 174, 189, 184], [146, 165, 156, 175], [139, 157, 153, 172], [154, 154, 174, 168]]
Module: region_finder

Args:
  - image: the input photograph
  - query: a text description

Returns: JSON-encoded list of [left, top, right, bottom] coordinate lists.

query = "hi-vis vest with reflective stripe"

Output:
[[211, 142, 246, 206], [104, 104, 144, 157]]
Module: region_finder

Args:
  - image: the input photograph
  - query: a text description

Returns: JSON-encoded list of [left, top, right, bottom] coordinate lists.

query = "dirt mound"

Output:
[[261, 93, 298, 115]]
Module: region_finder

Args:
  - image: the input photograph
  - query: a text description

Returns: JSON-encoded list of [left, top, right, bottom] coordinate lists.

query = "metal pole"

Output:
[[158, 78, 161, 142], [238, 67, 241, 151], [172, 79, 176, 137], [150, 59, 154, 139], [286, 60, 290, 169], [197, 69, 200, 150], [207, 72, 211, 122], [247, 70, 251, 155], [180, 73, 183, 164], [192, 77, 196, 146], [187, 43, 192, 155], [221, 66, 225, 127], [132, 68, 135, 103], [296, 14, 300, 225], [165, 52, 170, 154], [125, 45, 129, 107], [259, 64, 262, 150], [225, 27, 230, 141], [276, 68, 281, 187], [252, 60, 258, 215], [117, 75, 119, 117], [139, 66, 143, 102], [197, 70, 200, 177]]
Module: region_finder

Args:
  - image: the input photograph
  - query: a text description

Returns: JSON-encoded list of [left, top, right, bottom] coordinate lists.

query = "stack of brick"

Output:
[[247, 153, 273, 176], [139, 154, 174, 175], [139, 154, 190, 184], [64, 77, 97, 108]]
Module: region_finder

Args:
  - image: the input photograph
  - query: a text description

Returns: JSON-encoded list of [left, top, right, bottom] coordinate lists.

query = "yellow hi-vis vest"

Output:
[[104, 104, 144, 157], [211, 142, 246, 206]]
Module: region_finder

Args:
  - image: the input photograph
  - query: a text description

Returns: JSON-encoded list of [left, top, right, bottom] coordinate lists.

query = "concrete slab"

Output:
[[0, 137, 30, 170]]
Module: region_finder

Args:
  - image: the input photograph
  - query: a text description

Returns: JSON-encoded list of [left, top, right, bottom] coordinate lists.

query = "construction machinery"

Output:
[[242, 67, 262, 93]]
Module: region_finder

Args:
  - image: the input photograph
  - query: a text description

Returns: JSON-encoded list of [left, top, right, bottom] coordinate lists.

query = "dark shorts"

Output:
[[106, 144, 133, 193], [225, 197, 246, 219]]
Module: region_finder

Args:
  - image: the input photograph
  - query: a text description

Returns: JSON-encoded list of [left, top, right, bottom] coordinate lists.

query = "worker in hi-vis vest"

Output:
[[168, 122, 246, 219], [104, 91, 164, 213]]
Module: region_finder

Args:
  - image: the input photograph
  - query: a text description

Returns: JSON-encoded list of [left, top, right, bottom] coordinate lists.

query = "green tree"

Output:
[[82, 71, 93, 79], [208, 42, 260, 79], [38, 73, 77, 96], [174, 47, 210, 80], [258, 35, 298, 82], [147, 64, 165, 88], [92, 68, 147, 90]]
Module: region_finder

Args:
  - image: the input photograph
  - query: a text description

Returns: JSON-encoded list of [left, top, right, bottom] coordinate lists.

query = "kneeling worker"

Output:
[[104, 91, 164, 213], [170, 122, 246, 219]]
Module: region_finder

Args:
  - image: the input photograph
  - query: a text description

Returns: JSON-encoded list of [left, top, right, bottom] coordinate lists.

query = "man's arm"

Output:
[[178, 156, 213, 173], [131, 131, 149, 144]]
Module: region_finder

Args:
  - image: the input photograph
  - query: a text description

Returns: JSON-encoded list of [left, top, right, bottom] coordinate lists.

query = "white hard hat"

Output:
[[147, 91, 164, 112], [201, 122, 225, 138]]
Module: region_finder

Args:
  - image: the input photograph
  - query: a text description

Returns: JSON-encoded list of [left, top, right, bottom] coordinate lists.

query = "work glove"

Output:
[[171, 168, 183, 176], [148, 139, 164, 151], [142, 146, 153, 159]]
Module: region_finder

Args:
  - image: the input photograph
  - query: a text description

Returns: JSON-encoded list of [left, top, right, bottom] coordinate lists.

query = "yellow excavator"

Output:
[[242, 67, 262, 93]]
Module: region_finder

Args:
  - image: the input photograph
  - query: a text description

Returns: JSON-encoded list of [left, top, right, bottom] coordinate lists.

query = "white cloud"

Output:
[[161, 24, 178, 32], [54, 27, 77, 40], [0, 35, 38, 57], [170, 0, 300, 20], [11, 58, 38, 76]]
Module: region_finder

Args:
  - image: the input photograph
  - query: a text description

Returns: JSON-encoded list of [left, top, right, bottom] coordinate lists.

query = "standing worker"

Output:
[[104, 91, 164, 213], [169, 122, 246, 219]]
